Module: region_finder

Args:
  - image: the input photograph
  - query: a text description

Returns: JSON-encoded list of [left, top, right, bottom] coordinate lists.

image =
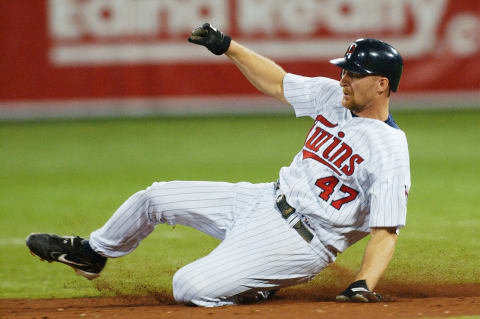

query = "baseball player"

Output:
[[26, 23, 411, 306]]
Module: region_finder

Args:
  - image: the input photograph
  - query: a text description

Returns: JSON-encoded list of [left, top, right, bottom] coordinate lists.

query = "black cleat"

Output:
[[26, 233, 107, 280], [241, 289, 279, 304]]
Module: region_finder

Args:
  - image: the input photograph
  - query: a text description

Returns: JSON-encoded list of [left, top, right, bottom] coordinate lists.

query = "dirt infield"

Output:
[[2, 295, 480, 319], [3, 283, 480, 319]]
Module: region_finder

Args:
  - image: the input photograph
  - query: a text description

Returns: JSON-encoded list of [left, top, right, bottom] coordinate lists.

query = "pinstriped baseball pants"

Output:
[[89, 181, 333, 307]]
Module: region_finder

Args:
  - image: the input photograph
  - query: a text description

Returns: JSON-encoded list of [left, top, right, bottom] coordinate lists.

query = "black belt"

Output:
[[276, 194, 314, 243]]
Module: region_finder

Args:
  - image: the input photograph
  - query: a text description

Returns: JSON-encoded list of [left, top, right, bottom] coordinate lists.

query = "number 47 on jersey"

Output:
[[315, 176, 359, 210]]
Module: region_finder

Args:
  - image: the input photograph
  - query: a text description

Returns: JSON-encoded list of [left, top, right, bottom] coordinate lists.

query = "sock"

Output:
[[81, 240, 106, 261]]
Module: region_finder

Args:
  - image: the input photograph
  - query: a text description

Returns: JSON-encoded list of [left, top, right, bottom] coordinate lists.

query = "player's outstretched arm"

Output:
[[336, 227, 398, 302], [225, 41, 287, 103], [188, 23, 288, 103]]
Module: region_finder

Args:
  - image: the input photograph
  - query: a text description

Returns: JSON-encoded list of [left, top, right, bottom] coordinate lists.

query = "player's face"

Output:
[[339, 70, 380, 113]]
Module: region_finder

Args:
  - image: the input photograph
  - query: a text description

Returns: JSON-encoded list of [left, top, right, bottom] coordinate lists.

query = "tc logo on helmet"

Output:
[[345, 43, 357, 59]]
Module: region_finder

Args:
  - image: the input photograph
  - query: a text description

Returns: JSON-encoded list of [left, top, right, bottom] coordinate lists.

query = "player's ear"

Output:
[[377, 77, 389, 95]]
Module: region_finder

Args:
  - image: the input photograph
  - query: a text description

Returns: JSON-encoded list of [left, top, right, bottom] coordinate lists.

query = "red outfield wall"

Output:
[[1, 0, 480, 116]]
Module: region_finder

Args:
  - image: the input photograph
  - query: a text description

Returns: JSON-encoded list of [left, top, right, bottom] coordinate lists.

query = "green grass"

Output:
[[1, 110, 479, 299]]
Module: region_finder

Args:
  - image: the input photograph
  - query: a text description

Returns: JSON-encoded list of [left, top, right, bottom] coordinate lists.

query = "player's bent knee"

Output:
[[172, 267, 197, 304], [172, 266, 228, 306]]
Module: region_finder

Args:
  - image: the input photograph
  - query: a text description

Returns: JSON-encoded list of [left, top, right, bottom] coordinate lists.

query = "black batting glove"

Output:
[[335, 280, 384, 303], [188, 23, 232, 55]]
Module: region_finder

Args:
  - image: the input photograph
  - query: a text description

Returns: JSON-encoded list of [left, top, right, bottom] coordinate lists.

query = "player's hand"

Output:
[[188, 23, 231, 55], [335, 280, 384, 302]]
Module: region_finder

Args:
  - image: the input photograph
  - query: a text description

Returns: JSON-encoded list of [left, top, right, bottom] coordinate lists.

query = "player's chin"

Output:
[[341, 96, 353, 109]]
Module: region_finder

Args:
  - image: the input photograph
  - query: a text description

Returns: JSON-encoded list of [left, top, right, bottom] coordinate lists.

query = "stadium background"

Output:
[[1, 0, 480, 118]]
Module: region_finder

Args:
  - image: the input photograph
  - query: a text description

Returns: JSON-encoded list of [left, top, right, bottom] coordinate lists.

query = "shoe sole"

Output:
[[29, 249, 100, 280]]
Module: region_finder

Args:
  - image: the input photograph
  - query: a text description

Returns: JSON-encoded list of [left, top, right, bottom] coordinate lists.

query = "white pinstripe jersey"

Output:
[[280, 73, 411, 253]]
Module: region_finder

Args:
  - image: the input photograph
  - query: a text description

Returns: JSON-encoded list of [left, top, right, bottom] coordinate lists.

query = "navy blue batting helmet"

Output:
[[330, 38, 403, 92]]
